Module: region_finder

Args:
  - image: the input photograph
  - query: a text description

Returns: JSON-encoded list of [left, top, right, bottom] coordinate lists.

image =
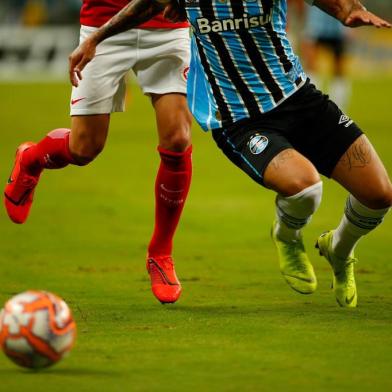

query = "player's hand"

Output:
[[344, 8, 391, 28], [69, 37, 98, 87], [163, 2, 187, 23]]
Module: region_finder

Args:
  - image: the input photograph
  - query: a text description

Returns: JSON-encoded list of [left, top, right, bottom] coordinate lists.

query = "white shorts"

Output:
[[70, 26, 190, 116]]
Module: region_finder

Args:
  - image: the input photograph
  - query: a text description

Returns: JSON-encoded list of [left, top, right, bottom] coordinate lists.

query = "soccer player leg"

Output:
[[149, 93, 192, 251], [4, 26, 132, 224], [4, 84, 111, 225], [146, 93, 192, 304], [317, 135, 392, 307], [264, 150, 322, 294], [135, 28, 191, 303], [212, 128, 321, 294], [3, 117, 110, 224]]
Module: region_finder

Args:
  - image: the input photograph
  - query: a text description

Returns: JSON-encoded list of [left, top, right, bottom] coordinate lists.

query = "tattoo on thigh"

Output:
[[339, 137, 372, 170], [270, 149, 295, 170]]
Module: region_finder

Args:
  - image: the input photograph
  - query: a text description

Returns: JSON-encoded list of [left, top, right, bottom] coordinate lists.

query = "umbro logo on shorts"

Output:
[[339, 114, 353, 128]]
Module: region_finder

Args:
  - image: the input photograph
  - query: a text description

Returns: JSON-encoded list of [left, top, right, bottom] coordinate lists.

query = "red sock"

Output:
[[148, 145, 193, 257], [22, 128, 74, 175]]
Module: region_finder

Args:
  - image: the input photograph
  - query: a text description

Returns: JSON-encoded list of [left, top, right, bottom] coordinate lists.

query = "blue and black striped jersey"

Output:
[[182, 0, 307, 131]]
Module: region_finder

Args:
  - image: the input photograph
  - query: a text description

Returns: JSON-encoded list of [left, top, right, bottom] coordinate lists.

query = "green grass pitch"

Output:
[[0, 79, 391, 391]]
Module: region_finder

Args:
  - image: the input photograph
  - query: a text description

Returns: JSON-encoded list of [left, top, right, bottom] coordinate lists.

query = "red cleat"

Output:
[[4, 142, 41, 224], [147, 256, 182, 304]]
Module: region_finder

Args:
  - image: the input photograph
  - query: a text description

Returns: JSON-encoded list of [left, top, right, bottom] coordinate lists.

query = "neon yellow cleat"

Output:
[[271, 221, 317, 294], [316, 230, 358, 308]]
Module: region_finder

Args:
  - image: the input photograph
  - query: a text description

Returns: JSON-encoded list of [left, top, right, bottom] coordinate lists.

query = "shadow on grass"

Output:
[[159, 302, 391, 322], [0, 367, 121, 377]]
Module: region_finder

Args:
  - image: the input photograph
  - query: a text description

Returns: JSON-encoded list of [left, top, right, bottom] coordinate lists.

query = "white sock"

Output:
[[332, 195, 390, 259], [275, 182, 323, 242], [329, 77, 351, 111]]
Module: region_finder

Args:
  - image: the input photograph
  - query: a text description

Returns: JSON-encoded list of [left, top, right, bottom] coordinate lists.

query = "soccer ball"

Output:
[[0, 290, 76, 369]]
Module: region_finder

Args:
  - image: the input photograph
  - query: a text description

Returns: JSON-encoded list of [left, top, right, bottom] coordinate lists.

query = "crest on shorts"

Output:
[[248, 134, 268, 155]]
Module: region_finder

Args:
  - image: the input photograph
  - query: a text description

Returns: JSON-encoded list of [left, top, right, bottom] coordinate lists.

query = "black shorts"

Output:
[[212, 81, 363, 186]]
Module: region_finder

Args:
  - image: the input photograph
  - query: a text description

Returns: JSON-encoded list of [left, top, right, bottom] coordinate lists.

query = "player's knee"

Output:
[[276, 181, 323, 225], [361, 181, 392, 210], [160, 127, 191, 152], [291, 180, 323, 214], [69, 141, 105, 166], [284, 174, 321, 198]]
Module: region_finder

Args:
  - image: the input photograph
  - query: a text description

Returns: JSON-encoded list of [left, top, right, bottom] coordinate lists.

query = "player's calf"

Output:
[[68, 139, 105, 166], [330, 194, 390, 262], [69, 114, 109, 165]]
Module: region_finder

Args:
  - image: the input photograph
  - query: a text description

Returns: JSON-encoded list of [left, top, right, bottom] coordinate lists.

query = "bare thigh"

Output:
[[264, 149, 321, 196], [331, 134, 392, 209]]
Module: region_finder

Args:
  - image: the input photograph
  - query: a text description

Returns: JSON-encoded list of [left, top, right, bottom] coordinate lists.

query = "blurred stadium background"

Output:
[[1, 1, 392, 391], [0, 0, 391, 81]]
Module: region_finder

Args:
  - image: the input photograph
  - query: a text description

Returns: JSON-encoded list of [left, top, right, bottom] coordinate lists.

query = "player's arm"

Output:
[[308, 0, 391, 28], [69, 0, 178, 87]]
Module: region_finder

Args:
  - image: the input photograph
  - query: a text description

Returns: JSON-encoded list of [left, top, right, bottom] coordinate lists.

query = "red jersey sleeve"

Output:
[[80, 0, 189, 29]]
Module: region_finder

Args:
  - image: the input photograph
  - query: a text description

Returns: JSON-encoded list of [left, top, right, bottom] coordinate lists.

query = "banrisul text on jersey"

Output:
[[196, 13, 272, 34]]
